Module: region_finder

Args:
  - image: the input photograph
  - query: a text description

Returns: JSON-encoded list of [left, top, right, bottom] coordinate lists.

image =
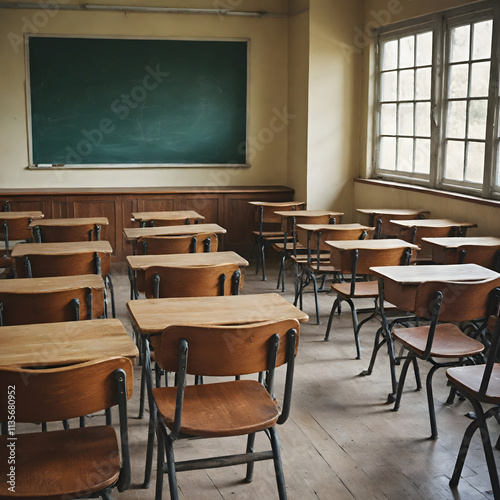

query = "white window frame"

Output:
[[372, 0, 500, 200]]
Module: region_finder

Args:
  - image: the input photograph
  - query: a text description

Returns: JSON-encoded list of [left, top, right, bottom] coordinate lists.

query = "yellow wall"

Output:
[[0, 1, 289, 189], [354, 0, 499, 236]]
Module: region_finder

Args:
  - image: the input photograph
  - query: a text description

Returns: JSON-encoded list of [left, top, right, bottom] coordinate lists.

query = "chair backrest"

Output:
[[332, 246, 413, 276], [414, 277, 500, 323], [35, 223, 103, 243], [282, 213, 338, 233], [1, 217, 34, 243], [374, 213, 425, 238], [143, 263, 243, 298], [0, 356, 133, 423], [0, 286, 105, 325], [399, 225, 456, 247], [15, 251, 110, 279], [455, 244, 500, 271], [298, 226, 373, 254], [137, 233, 218, 255], [155, 319, 300, 377]]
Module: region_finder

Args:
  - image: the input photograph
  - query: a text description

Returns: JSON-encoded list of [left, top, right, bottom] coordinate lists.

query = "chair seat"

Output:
[[0, 426, 120, 498], [291, 254, 330, 264], [252, 231, 289, 239], [393, 323, 485, 358], [447, 364, 500, 404], [272, 242, 307, 252], [331, 281, 379, 298], [154, 380, 279, 437]]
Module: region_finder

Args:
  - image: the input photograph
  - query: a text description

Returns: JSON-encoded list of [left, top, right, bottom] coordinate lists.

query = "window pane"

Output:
[[415, 68, 431, 100], [447, 101, 467, 139], [497, 143, 500, 185], [397, 137, 414, 172], [399, 70, 414, 100], [465, 142, 484, 183], [381, 71, 397, 101], [399, 36, 415, 68], [415, 102, 430, 137], [380, 137, 396, 170], [382, 40, 398, 71], [468, 99, 488, 140], [416, 32, 432, 66], [445, 140, 465, 181], [398, 103, 414, 136], [380, 104, 397, 135], [415, 138, 431, 173], [470, 61, 490, 97], [450, 25, 470, 63], [448, 64, 469, 99], [472, 20, 492, 60]]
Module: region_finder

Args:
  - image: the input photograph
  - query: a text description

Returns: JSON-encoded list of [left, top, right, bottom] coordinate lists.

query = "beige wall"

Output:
[[306, 0, 362, 219], [355, 0, 499, 235], [0, 1, 289, 189]]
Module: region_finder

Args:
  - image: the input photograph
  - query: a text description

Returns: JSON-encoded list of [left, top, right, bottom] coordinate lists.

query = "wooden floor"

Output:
[[68, 258, 500, 498]]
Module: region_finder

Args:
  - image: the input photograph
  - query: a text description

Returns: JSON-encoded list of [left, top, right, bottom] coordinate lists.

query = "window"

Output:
[[373, 1, 500, 199]]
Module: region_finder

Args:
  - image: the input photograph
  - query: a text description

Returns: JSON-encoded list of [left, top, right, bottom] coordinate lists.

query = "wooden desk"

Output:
[[123, 223, 226, 242], [11, 240, 113, 258], [127, 293, 309, 337], [422, 236, 500, 264], [0, 273, 104, 294], [1, 211, 44, 221], [391, 218, 477, 234], [29, 217, 109, 228], [296, 223, 376, 251], [275, 210, 344, 230], [0, 318, 138, 368], [357, 208, 430, 237], [132, 210, 205, 226], [368, 264, 500, 400]]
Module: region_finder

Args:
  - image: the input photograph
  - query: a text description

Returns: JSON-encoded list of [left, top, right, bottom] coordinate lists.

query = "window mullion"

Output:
[[483, 0, 500, 196], [431, 14, 445, 188]]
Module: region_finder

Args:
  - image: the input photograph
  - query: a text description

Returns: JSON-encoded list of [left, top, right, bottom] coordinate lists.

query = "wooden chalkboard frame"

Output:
[[26, 34, 250, 169]]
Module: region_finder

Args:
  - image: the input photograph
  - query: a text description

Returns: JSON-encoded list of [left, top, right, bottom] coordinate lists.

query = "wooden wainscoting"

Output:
[[0, 186, 294, 260]]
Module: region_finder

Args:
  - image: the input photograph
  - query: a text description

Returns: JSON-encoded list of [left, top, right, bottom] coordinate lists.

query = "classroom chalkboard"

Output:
[[28, 36, 248, 166]]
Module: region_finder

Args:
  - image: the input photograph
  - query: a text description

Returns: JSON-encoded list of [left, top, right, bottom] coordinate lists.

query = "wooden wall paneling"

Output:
[[0, 197, 52, 216], [121, 195, 138, 258], [51, 197, 69, 218], [137, 196, 176, 212], [71, 197, 119, 255]]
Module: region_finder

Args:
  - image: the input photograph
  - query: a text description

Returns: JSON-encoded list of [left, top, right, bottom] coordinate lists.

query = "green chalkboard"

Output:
[[28, 36, 248, 166]]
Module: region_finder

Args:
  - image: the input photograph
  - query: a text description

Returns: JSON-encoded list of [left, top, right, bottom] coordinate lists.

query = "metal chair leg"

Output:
[[269, 426, 287, 500], [245, 433, 256, 483]]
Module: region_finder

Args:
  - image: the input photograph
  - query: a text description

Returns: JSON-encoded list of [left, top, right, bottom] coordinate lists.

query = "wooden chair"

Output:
[[324, 245, 413, 359], [14, 251, 115, 318], [391, 278, 500, 439], [293, 226, 374, 325], [34, 223, 103, 242], [137, 233, 218, 255], [140, 217, 202, 227], [250, 201, 305, 281], [273, 213, 338, 293], [0, 357, 133, 499], [150, 319, 300, 500], [447, 289, 500, 497], [373, 212, 426, 239], [143, 263, 243, 299], [0, 216, 35, 274], [0, 284, 105, 325]]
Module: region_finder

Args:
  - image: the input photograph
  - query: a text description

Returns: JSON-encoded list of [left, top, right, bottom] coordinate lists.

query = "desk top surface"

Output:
[[0, 274, 104, 293], [247, 201, 305, 207], [127, 293, 309, 336], [357, 208, 430, 216], [391, 218, 477, 228], [370, 263, 500, 284], [127, 251, 249, 270], [296, 223, 374, 232], [11, 240, 113, 257], [1, 211, 44, 220], [421, 236, 500, 248], [29, 217, 109, 227], [123, 223, 226, 240], [326, 238, 419, 251], [274, 210, 344, 217], [0, 318, 138, 368], [131, 210, 205, 221]]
